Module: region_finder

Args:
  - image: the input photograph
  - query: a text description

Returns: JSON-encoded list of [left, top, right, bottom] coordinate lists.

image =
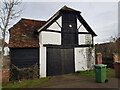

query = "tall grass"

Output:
[[2, 77, 51, 88], [75, 69, 115, 77]]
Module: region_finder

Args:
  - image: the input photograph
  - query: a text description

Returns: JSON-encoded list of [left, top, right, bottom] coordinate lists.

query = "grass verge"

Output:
[[75, 68, 115, 78], [2, 77, 51, 88]]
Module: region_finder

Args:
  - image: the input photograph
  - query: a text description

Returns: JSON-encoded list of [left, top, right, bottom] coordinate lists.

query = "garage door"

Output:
[[47, 48, 75, 76]]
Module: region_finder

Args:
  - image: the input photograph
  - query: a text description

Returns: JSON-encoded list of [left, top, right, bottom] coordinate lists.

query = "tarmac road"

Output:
[[34, 74, 119, 88]]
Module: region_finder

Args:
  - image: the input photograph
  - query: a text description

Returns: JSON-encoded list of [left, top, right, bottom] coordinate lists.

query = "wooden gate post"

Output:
[[96, 53, 102, 64], [113, 53, 120, 62]]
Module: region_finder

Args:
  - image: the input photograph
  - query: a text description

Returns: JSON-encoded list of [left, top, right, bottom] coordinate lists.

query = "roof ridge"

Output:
[[21, 18, 46, 22], [38, 6, 81, 32], [60, 5, 81, 13]]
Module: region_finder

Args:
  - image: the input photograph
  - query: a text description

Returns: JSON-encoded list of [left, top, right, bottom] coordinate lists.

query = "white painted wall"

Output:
[[78, 25, 88, 32], [40, 31, 61, 45], [74, 47, 95, 71], [39, 16, 62, 45], [77, 18, 81, 29], [86, 47, 95, 70], [78, 34, 92, 45], [78, 34, 86, 45], [47, 22, 61, 31], [77, 18, 88, 32], [47, 16, 62, 31], [39, 45, 46, 78], [74, 48, 88, 71], [77, 18, 92, 45], [85, 34, 92, 44]]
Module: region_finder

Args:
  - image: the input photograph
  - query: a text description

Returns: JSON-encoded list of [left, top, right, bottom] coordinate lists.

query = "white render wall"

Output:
[[77, 18, 92, 45], [86, 47, 95, 70], [74, 48, 88, 71], [39, 17, 92, 45], [40, 31, 61, 45], [39, 16, 62, 45], [48, 16, 62, 31], [39, 45, 46, 78], [74, 47, 95, 71], [78, 34, 92, 45]]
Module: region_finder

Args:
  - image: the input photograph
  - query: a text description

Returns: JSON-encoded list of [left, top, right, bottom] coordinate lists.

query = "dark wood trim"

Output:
[[43, 44, 93, 48], [9, 47, 39, 49], [55, 21, 62, 28], [78, 32, 91, 34], [46, 48, 48, 76], [41, 13, 62, 31], [92, 34, 94, 45], [77, 24, 82, 30], [78, 44, 93, 47], [41, 29, 61, 33], [40, 30, 91, 34], [77, 14, 97, 36]]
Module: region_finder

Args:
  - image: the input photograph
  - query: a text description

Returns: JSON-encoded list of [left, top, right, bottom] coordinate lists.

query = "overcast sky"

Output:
[[0, 1, 118, 44]]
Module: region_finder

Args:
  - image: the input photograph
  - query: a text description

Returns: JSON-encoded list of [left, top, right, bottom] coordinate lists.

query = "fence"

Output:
[[96, 53, 120, 68]]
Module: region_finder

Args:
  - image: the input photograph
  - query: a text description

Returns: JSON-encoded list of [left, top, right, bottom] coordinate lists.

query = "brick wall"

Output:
[[0, 56, 10, 83], [3, 56, 10, 69], [0, 69, 10, 83]]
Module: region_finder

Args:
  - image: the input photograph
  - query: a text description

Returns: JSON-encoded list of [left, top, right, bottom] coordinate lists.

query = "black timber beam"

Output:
[[40, 30, 91, 34], [43, 44, 93, 48], [40, 29, 61, 33], [41, 13, 62, 31], [77, 14, 97, 36]]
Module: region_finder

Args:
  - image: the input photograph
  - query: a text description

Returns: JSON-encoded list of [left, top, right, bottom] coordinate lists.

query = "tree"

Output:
[[0, 0, 22, 69]]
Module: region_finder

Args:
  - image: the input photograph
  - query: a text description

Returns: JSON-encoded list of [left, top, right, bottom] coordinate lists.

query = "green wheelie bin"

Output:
[[94, 64, 107, 83]]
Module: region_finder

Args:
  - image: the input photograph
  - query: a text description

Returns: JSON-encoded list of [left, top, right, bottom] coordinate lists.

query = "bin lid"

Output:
[[94, 64, 107, 68]]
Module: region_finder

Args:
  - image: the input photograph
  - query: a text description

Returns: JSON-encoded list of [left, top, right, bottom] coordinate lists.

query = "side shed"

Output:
[[9, 19, 46, 68]]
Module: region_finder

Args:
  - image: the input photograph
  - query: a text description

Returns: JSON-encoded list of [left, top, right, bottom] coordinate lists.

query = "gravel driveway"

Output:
[[34, 74, 119, 88]]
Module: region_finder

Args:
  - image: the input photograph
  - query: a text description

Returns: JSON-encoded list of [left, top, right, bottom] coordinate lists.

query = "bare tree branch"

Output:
[[0, 25, 3, 30], [0, 0, 22, 69]]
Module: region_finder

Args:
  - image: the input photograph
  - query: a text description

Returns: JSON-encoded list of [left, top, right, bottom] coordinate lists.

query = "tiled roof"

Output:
[[9, 18, 46, 47]]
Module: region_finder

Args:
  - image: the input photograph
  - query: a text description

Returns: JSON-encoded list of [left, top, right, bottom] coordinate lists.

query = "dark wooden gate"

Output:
[[47, 47, 75, 76]]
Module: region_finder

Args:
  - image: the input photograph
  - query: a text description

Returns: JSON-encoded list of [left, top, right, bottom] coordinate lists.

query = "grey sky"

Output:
[[0, 2, 118, 44]]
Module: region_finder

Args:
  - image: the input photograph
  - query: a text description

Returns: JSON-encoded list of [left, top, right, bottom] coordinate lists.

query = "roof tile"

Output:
[[9, 18, 46, 47]]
